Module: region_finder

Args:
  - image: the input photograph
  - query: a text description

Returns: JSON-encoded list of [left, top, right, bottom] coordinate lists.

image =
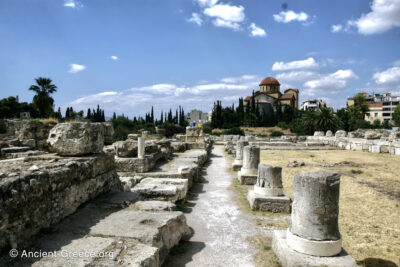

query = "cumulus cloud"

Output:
[[273, 10, 309, 23], [249, 23, 266, 37], [212, 19, 241, 30], [331, 24, 343, 33], [203, 4, 245, 22], [67, 74, 263, 117], [196, 0, 218, 7], [272, 57, 319, 71], [276, 71, 319, 82], [344, 0, 400, 34], [373, 67, 400, 86], [68, 64, 86, 73], [187, 13, 203, 26], [303, 69, 358, 96], [202, 3, 245, 30], [64, 0, 83, 8], [110, 56, 119, 60]]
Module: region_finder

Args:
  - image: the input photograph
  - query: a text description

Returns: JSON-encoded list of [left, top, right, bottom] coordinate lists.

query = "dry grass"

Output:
[[226, 153, 289, 267], [261, 150, 400, 266], [240, 127, 292, 136], [40, 118, 59, 124]]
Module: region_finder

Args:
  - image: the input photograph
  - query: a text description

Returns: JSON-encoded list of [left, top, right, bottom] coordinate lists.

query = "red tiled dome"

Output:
[[259, 77, 280, 86]]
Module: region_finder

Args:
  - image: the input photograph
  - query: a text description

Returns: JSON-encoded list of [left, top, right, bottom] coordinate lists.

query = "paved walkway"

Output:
[[163, 145, 256, 267]]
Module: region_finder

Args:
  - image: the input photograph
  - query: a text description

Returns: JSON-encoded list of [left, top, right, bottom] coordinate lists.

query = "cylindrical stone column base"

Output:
[[233, 159, 243, 166], [138, 137, 145, 159], [253, 185, 283, 196], [240, 168, 257, 175], [286, 229, 342, 257]]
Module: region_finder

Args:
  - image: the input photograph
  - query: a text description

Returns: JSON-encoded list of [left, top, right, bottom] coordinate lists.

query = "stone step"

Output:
[[131, 180, 187, 203], [2, 195, 188, 266], [1, 146, 30, 154]]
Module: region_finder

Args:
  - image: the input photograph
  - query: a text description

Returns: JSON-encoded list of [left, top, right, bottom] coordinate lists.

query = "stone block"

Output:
[[47, 122, 104, 156], [369, 145, 381, 153], [89, 210, 189, 263], [314, 131, 324, 136], [247, 190, 290, 213], [238, 170, 257, 185], [115, 140, 138, 157], [272, 230, 357, 267], [131, 183, 186, 202]]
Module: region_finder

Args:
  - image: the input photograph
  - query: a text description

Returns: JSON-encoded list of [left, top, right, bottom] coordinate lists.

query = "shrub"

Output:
[[203, 122, 212, 134], [0, 119, 6, 134], [164, 124, 185, 138], [270, 130, 284, 137], [222, 127, 245, 136], [277, 121, 288, 129]]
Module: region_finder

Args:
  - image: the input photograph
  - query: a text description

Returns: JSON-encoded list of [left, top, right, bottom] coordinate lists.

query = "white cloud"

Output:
[[64, 0, 82, 8], [68, 64, 86, 73], [249, 23, 266, 37], [110, 56, 118, 60], [331, 24, 343, 33], [346, 0, 400, 34], [203, 4, 245, 22], [276, 71, 319, 82], [303, 69, 358, 96], [196, 0, 218, 7], [212, 19, 241, 30], [221, 74, 259, 84], [67, 74, 263, 116], [187, 13, 203, 26], [273, 10, 309, 23], [373, 67, 400, 86], [272, 57, 319, 71]]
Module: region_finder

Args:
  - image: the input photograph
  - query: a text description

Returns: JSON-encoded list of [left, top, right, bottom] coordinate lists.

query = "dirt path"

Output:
[[163, 145, 256, 267]]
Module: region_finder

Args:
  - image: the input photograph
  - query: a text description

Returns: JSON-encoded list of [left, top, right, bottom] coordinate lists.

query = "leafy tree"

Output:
[[393, 104, 400, 126], [29, 77, 57, 118]]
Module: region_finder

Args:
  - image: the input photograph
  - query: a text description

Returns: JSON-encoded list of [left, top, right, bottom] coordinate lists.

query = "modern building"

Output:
[[244, 77, 299, 114], [299, 99, 327, 111], [365, 102, 384, 123], [186, 109, 209, 124], [348, 92, 400, 122]]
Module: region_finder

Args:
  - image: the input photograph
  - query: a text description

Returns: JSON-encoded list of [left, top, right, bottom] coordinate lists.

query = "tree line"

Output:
[[206, 92, 400, 136]]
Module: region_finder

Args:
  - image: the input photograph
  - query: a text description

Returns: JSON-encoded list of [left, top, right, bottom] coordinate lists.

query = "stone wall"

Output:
[[308, 129, 400, 155], [0, 154, 122, 252]]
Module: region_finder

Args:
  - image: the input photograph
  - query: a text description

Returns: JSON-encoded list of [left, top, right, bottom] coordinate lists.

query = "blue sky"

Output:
[[1, 0, 400, 117]]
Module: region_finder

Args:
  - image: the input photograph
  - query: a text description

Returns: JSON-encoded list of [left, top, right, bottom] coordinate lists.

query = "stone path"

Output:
[[163, 145, 257, 267]]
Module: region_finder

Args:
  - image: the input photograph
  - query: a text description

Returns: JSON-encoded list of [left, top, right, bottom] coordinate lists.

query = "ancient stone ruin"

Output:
[[0, 121, 212, 266], [238, 145, 260, 185], [247, 163, 290, 213], [272, 171, 357, 267], [232, 140, 249, 171]]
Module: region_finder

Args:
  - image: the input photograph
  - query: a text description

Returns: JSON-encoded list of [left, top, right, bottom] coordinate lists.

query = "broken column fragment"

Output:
[[272, 171, 356, 267], [232, 140, 249, 171], [247, 164, 290, 212], [238, 145, 259, 185]]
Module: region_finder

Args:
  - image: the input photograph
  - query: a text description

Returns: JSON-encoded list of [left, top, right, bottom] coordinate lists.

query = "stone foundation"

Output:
[[272, 230, 357, 267], [247, 190, 290, 213], [0, 154, 122, 252]]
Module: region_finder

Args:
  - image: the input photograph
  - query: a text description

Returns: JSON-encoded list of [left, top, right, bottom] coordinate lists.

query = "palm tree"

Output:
[[29, 77, 57, 118], [314, 107, 337, 132]]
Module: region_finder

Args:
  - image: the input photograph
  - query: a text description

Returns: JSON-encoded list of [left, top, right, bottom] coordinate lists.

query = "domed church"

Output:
[[244, 76, 299, 113]]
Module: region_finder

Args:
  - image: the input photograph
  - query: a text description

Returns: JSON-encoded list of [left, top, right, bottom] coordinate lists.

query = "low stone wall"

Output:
[[0, 154, 122, 252], [308, 130, 400, 155]]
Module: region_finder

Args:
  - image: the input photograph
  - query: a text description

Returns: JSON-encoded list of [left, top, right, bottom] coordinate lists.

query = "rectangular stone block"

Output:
[[238, 171, 257, 185], [232, 162, 242, 171], [272, 230, 357, 267], [247, 190, 290, 213], [369, 145, 381, 153]]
